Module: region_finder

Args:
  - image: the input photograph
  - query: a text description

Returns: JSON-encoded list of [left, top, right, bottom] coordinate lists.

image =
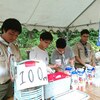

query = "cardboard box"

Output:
[[44, 72, 71, 99]]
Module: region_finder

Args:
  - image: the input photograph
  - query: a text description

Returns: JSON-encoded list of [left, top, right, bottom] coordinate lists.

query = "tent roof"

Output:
[[0, 0, 98, 31], [69, 0, 100, 31]]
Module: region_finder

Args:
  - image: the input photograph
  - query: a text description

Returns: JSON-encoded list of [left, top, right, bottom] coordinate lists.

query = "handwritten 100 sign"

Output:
[[16, 60, 48, 90]]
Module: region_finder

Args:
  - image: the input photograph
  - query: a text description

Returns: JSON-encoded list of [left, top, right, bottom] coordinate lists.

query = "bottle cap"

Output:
[[72, 71, 77, 74], [65, 66, 72, 71]]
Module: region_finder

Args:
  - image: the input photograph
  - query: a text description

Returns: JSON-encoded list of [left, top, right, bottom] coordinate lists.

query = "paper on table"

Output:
[[51, 90, 89, 100]]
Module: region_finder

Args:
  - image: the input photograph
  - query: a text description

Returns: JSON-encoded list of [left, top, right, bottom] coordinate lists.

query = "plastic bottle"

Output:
[[92, 67, 95, 78], [9, 54, 17, 81], [86, 66, 95, 85], [71, 70, 78, 90], [77, 68, 86, 91], [65, 66, 73, 76]]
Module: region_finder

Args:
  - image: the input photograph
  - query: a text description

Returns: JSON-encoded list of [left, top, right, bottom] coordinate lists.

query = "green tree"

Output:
[[17, 28, 100, 60]]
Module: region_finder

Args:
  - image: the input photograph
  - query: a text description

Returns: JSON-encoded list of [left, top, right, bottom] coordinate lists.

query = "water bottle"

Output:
[[71, 70, 78, 90], [92, 67, 95, 78], [10, 54, 17, 81], [86, 66, 95, 85], [77, 68, 86, 91], [65, 66, 73, 76]]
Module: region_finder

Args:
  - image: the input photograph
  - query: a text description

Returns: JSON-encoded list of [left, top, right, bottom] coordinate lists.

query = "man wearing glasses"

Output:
[[73, 29, 96, 69]]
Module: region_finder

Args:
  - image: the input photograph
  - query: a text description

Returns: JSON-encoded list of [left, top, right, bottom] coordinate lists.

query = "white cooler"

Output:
[[44, 72, 71, 99], [13, 59, 48, 100], [14, 81, 44, 100]]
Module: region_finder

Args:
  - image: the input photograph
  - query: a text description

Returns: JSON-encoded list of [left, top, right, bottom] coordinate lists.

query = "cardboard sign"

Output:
[[16, 60, 48, 90]]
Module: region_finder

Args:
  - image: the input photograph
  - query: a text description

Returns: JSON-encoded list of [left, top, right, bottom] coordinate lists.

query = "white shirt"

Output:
[[29, 46, 49, 65]]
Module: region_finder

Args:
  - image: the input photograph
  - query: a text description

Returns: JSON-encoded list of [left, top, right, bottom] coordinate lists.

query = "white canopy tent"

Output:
[[0, 0, 99, 31], [69, 0, 100, 31]]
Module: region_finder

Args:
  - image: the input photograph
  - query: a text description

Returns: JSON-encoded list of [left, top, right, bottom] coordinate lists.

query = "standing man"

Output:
[[29, 31, 58, 73], [0, 18, 22, 100], [73, 29, 96, 68], [51, 38, 75, 72]]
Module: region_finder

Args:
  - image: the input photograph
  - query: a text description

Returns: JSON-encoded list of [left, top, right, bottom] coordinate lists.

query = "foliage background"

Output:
[[16, 27, 100, 60], [0, 27, 100, 60]]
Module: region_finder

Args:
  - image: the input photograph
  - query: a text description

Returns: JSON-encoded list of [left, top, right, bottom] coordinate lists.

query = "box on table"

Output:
[[14, 83, 44, 100], [44, 72, 71, 99]]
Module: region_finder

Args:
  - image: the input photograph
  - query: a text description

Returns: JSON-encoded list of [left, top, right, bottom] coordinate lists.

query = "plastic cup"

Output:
[[55, 59, 61, 66]]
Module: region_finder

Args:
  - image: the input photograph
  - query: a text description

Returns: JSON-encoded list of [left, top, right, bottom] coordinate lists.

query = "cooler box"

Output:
[[14, 59, 48, 100], [14, 82, 44, 100], [44, 72, 71, 99]]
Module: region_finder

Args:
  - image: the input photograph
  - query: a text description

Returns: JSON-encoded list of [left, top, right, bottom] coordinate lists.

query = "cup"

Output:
[[55, 59, 61, 66]]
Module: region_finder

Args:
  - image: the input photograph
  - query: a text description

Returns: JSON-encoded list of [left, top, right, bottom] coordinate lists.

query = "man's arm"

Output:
[[90, 45, 96, 66]]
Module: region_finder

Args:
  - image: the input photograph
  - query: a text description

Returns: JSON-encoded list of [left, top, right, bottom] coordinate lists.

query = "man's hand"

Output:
[[54, 67, 63, 72], [49, 64, 61, 68], [85, 64, 93, 68]]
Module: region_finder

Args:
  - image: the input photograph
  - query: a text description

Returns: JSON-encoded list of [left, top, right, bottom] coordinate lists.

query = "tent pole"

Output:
[[69, 22, 99, 28], [67, 0, 96, 29]]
